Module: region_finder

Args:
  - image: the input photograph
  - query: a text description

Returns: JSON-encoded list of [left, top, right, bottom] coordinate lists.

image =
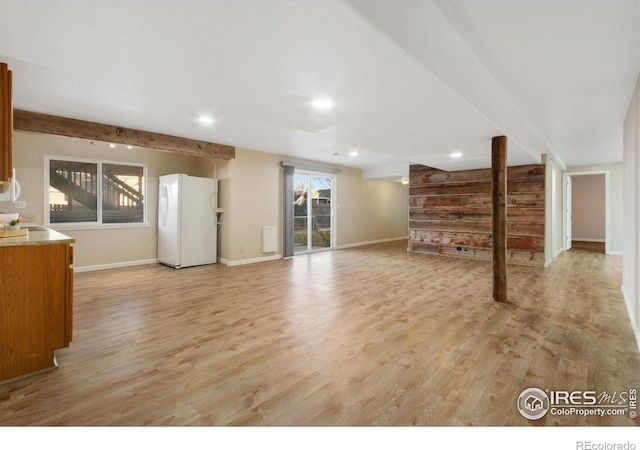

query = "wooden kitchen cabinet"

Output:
[[0, 62, 12, 187], [0, 241, 74, 383]]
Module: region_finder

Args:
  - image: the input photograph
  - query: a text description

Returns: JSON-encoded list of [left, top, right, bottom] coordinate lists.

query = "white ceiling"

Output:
[[1, 0, 638, 179]]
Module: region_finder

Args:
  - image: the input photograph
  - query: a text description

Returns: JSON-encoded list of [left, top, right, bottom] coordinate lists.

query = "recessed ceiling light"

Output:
[[450, 151, 463, 159], [401, 178, 409, 185], [109, 144, 116, 149], [311, 98, 333, 110], [127, 145, 133, 150], [349, 150, 358, 157], [198, 116, 215, 125]]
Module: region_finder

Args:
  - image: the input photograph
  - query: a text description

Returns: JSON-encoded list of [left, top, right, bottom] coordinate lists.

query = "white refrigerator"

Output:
[[158, 174, 218, 268]]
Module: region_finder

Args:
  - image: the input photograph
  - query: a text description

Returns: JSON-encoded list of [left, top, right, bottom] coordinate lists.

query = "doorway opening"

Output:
[[563, 171, 608, 254], [293, 171, 336, 254]]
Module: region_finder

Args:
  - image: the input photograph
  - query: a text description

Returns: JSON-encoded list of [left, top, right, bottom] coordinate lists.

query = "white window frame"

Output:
[[45, 155, 148, 230]]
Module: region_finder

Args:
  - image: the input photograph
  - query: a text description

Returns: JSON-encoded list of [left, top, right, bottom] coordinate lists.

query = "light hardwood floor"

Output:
[[571, 240, 606, 254], [1, 241, 639, 426]]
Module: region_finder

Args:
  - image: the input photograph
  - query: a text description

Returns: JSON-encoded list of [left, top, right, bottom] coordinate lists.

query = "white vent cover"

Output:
[[262, 226, 277, 253]]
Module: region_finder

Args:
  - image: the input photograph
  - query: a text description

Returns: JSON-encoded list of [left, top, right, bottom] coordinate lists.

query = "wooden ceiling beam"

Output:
[[13, 109, 235, 160]]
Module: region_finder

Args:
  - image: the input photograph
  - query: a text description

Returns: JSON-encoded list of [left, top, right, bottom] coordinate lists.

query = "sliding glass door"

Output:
[[293, 171, 335, 254]]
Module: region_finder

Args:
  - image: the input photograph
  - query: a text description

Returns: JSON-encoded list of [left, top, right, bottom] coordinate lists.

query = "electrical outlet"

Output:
[[14, 201, 26, 209]]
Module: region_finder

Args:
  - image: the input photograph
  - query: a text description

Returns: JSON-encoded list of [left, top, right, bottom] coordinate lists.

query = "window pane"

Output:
[[49, 160, 98, 223], [102, 163, 144, 223], [311, 176, 331, 249], [293, 174, 308, 250]]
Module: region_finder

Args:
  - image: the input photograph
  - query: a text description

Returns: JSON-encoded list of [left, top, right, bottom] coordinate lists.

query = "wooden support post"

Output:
[[492, 135, 507, 302]]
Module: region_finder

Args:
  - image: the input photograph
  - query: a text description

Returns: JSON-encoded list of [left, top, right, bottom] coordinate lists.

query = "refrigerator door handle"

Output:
[[159, 184, 170, 228]]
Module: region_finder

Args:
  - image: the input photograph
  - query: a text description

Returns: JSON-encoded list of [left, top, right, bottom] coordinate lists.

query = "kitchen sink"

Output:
[[23, 226, 48, 232]]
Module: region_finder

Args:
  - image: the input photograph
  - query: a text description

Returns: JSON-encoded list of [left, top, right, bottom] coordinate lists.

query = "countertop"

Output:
[[0, 224, 75, 247]]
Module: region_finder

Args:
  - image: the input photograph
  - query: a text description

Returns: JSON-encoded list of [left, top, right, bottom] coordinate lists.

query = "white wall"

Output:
[[336, 166, 409, 247], [216, 148, 283, 265], [544, 154, 564, 265], [200, 147, 409, 265], [571, 174, 606, 242], [3, 131, 203, 269], [197, 158, 230, 261], [4, 134, 408, 269], [623, 73, 640, 348]]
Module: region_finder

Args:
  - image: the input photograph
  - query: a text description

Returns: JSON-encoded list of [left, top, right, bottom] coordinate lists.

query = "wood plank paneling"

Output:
[[409, 179, 544, 196], [408, 219, 544, 236], [409, 230, 544, 252], [408, 162, 545, 266], [410, 163, 544, 184]]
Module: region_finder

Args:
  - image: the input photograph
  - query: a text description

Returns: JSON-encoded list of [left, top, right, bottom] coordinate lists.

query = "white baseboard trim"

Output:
[[74, 259, 158, 273], [572, 238, 605, 243], [220, 237, 408, 266], [621, 285, 640, 353], [337, 236, 408, 250], [545, 247, 565, 266], [608, 251, 623, 256], [224, 254, 283, 267]]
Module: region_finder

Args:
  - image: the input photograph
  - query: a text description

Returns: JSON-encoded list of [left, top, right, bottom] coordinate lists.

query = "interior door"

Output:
[[566, 175, 572, 250]]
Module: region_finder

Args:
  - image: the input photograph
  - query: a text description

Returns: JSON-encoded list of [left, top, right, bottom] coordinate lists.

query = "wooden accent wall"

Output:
[[408, 164, 545, 266]]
